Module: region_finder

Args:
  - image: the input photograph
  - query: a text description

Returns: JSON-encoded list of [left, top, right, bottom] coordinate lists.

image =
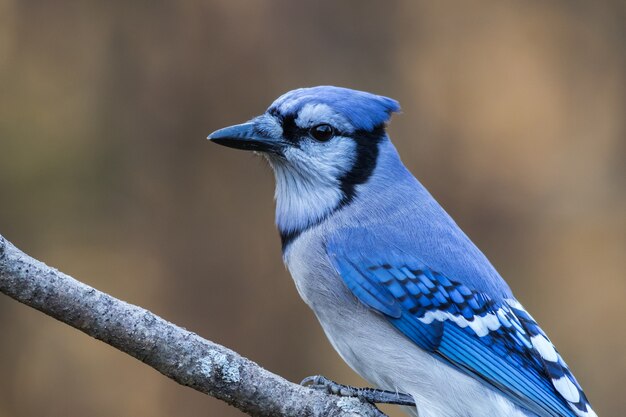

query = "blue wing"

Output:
[[326, 229, 595, 417]]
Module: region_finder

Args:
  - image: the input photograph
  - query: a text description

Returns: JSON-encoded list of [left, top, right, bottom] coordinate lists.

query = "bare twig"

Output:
[[0, 235, 384, 417]]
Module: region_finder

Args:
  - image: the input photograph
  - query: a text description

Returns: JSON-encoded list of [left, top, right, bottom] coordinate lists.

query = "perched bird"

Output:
[[208, 86, 596, 417]]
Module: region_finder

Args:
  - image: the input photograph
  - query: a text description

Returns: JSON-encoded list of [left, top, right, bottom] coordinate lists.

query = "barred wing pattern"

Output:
[[327, 238, 595, 417]]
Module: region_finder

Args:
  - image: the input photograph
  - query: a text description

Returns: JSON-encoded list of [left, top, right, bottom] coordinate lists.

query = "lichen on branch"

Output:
[[0, 235, 383, 417]]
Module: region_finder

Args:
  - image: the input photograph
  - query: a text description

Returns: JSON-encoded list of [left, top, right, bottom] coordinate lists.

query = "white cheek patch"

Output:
[[295, 103, 354, 133], [298, 136, 357, 178], [269, 138, 357, 234]]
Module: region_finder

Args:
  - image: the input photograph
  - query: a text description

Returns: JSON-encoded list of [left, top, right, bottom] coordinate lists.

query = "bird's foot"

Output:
[[301, 375, 416, 406]]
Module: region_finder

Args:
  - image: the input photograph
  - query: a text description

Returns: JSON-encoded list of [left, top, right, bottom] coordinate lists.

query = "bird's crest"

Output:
[[268, 86, 400, 132]]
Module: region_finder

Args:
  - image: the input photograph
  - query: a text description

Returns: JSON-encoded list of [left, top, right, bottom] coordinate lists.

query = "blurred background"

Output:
[[0, 1, 624, 416]]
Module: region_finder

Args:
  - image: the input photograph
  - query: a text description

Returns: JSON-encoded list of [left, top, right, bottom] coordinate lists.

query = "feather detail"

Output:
[[327, 231, 596, 417]]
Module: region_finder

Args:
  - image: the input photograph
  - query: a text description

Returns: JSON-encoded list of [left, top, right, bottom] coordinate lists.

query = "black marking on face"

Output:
[[279, 113, 304, 145], [280, 124, 386, 252], [268, 109, 306, 146], [269, 108, 351, 146], [338, 124, 385, 206], [280, 229, 300, 250]]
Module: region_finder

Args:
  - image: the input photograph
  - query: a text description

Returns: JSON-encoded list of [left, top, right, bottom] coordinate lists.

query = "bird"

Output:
[[207, 86, 597, 417]]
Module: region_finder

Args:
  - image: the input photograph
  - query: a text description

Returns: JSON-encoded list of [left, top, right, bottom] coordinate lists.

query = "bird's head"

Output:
[[208, 86, 401, 245]]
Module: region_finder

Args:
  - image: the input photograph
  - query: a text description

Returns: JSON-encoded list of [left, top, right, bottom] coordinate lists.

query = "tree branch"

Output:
[[0, 235, 383, 417]]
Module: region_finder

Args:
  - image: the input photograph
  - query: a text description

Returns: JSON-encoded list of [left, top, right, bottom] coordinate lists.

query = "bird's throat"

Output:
[[270, 160, 345, 250]]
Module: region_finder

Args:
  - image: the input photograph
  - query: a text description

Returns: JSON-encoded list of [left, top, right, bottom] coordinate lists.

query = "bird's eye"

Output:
[[309, 124, 335, 142]]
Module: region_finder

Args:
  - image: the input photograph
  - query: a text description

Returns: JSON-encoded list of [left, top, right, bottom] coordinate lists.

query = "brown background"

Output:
[[0, 1, 624, 416]]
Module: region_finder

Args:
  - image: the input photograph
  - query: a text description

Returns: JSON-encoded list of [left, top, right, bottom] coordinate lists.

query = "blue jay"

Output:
[[208, 86, 596, 417]]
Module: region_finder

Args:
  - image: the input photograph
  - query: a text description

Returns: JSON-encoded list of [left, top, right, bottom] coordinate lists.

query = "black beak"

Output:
[[208, 122, 284, 154]]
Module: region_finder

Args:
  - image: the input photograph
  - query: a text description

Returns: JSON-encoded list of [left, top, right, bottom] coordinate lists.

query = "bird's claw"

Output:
[[300, 374, 416, 406], [300, 374, 325, 387], [301, 375, 357, 397]]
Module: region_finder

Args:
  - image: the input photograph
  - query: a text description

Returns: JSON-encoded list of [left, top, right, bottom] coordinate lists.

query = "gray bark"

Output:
[[0, 235, 384, 417]]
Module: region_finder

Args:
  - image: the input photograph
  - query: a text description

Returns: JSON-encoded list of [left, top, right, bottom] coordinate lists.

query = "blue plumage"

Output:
[[327, 231, 589, 416], [208, 86, 596, 417], [269, 86, 400, 132]]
